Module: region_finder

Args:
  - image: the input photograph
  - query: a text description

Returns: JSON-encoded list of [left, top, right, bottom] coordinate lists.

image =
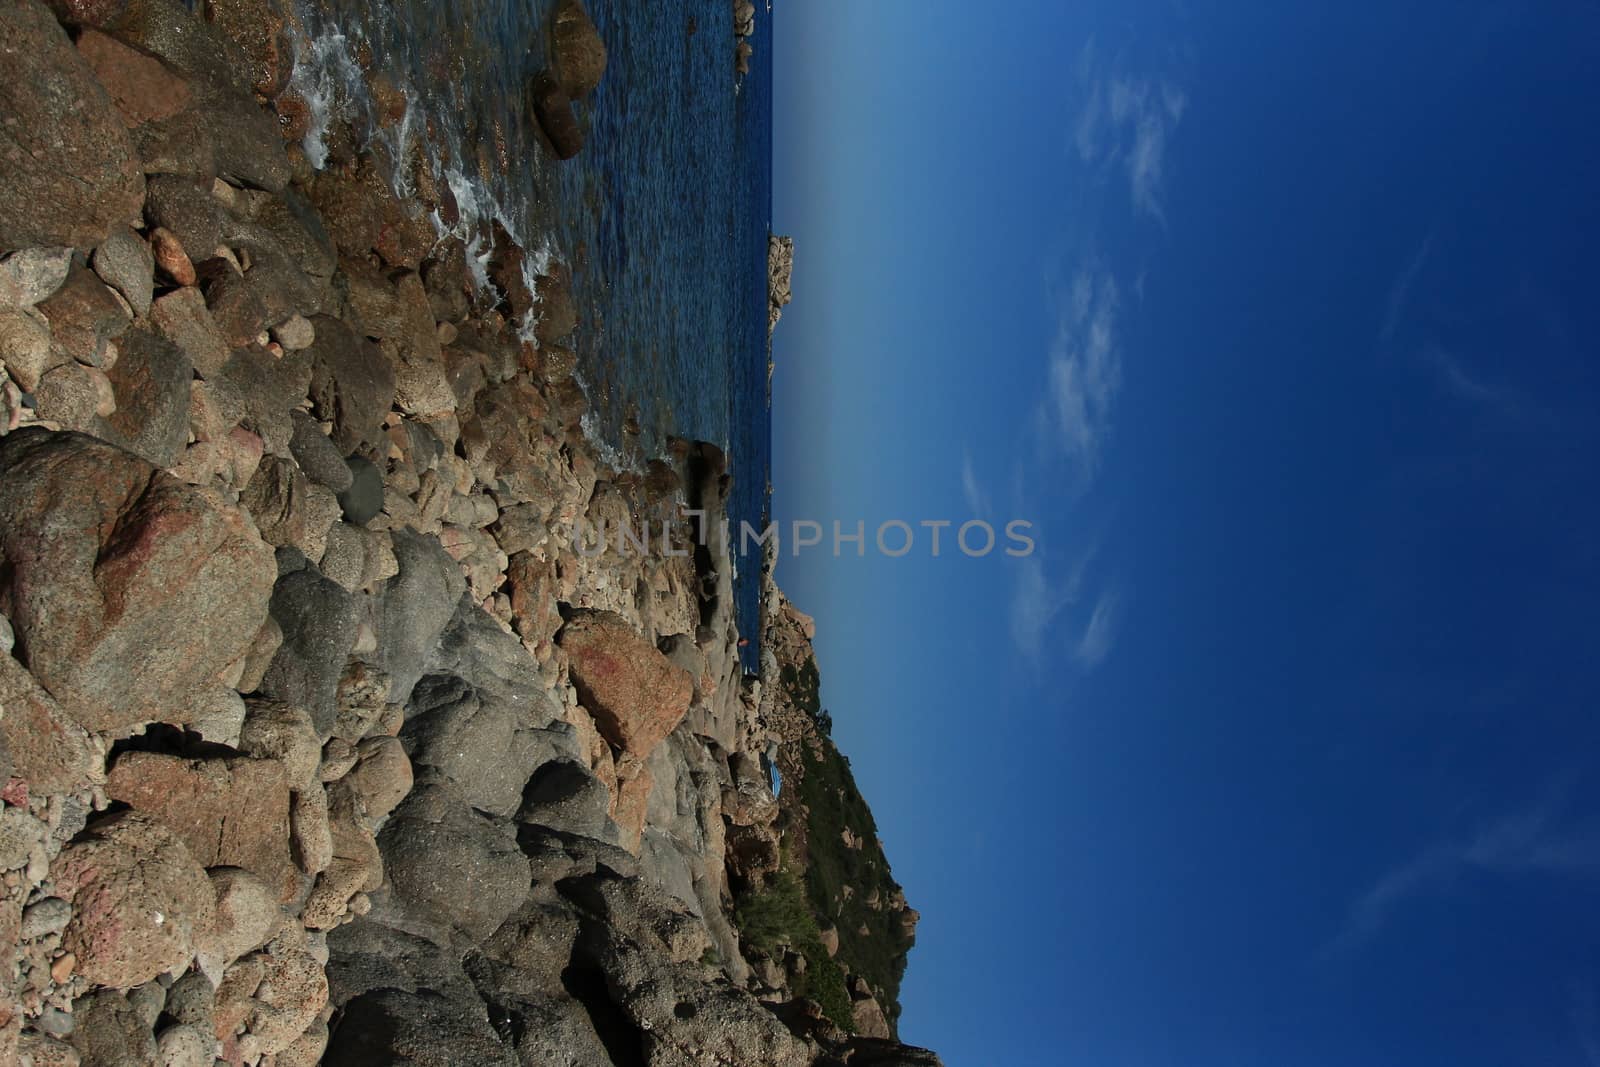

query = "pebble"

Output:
[[35, 1006, 74, 1037], [272, 314, 316, 351], [150, 228, 196, 286], [50, 952, 76, 984], [21, 897, 72, 940]]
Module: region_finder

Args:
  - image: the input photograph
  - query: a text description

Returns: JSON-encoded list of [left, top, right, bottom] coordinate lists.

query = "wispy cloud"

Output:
[[1041, 269, 1121, 475], [1073, 589, 1122, 667], [960, 448, 991, 519], [1380, 234, 1435, 346], [1010, 555, 1075, 658], [1324, 798, 1600, 960], [1075, 45, 1188, 222], [1422, 344, 1505, 408]]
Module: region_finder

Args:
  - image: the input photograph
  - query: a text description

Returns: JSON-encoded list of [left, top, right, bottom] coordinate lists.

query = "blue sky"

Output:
[[771, 2, 1600, 1064]]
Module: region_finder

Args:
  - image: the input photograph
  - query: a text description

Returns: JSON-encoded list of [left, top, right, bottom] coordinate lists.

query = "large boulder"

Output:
[[305, 315, 396, 454], [257, 568, 361, 736], [0, 0, 145, 249], [105, 751, 300, 902], [51, 812, 217, 989], [551, 0, 607, 96], [0, 430, 276, 732], [557, 609, 693, 760], [377, 783, 530, 943], [102, 325, 193, 467]]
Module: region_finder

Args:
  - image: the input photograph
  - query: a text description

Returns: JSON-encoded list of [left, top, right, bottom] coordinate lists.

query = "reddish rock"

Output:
[[150, 227, 198, 286], [51, 812, 217, 989], [76, 28, 193, 127], [0, 654, 101, 796], [105, 751, 300, 902], [0, 430, 276, 732], [557, 609, 694, 759], [0, 0, 146, 250]]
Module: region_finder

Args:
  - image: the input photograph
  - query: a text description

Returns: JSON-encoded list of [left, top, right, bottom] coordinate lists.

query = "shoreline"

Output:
[[0, 0, 936, 1062]]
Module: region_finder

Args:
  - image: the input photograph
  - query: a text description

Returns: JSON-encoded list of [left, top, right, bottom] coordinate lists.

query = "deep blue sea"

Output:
[[286, 0, 772, 668]]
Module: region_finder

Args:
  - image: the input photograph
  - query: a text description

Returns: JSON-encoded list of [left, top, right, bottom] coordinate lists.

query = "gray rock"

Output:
[[324, 987, 517, 1067], [306, 316, 395, 455], [0, 0, 146, 250], [213, 344, 312, 457], [35, 1006, 75, 1037], [102, 326, 193, 468], [126, 979, 166, 1028], [375, 530, 466, 707], [378, 783, 530, 942], [516, 759, 612, 839], [402, 677, 577, 818], [337, 454, 384, 526], [0, 247, 73, 309], [148, 287, 230, 379], [142, 175, 223, 265], [289, 410, 354, 493], [272, 313, 316, 351], [424, 592, 548, 708], [92, 226, 154, 316], [20, 896, 72, 940], [194, 256, 267, 349], [319, 522, 369, 593], [67, 990, 158, 1066], [161, 971, 215, 1029], [0, 611, 12, 655], [154, 1023, 214, 1067], [187, 687, 246, 748], [259, 568, 360, 736], [325, 918, 481, 1008]]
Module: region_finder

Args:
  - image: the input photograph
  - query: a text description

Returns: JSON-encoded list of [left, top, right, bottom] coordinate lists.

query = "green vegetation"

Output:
[[733, 859, 855, 1030], [747, 647, 915, 1029], [791, 730, 914, 1026]]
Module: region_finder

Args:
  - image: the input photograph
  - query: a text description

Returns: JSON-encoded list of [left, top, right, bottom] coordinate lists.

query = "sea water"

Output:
[[286, 0, 772, 670]]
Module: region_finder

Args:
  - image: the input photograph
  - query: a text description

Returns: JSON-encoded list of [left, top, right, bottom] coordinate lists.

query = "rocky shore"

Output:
[[0, 0, 937, 1064]]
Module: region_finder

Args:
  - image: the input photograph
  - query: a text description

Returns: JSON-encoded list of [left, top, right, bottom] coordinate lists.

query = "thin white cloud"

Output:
[[1324, 801, 1600, 960], [1381, 235, 1434, 345], [1074, 58, 1188, 221], [960, 449, 991, 519], [1044, 269, 1121, 474], [1010, 555, 1074, 658], [1073, 589, 1121, 667], [1421, 344, 1525, 419]]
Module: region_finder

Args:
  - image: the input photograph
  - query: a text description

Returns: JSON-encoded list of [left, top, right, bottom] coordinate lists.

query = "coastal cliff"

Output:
[[0, 1, 936, 1064]]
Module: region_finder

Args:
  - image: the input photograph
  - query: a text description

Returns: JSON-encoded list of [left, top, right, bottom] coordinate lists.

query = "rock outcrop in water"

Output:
[[0, 1, 940, 1063]]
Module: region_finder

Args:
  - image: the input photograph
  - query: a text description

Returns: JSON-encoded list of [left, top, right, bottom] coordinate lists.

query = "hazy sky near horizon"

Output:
[[772, 2, 1600, 1064]]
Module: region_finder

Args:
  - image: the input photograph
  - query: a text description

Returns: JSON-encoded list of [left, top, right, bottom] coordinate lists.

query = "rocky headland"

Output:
[[0, 0, 937, 1064]]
